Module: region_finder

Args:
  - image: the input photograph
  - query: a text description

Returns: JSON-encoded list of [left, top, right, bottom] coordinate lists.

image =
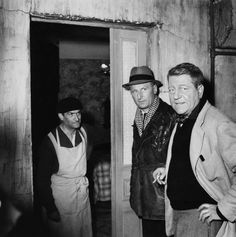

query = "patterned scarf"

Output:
[[175, 99, 206, 127], [176, 114, 189, 127], [134, 96, 160, 137]]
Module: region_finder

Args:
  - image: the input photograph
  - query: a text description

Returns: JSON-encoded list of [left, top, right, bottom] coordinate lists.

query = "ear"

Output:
[[198, 84, 204, 98], [153, 84, 158, 94], [58, 113, 64, 121]]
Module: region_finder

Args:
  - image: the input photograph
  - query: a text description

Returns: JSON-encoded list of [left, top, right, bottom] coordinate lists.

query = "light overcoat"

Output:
[[165, 101, 236, 237]]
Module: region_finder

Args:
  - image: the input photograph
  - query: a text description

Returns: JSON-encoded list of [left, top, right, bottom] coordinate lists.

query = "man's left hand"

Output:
[[198, 203, 221, 224]]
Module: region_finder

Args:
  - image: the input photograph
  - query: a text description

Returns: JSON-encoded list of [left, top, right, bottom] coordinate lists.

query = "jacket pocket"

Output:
[[198, 152, 218, 181]]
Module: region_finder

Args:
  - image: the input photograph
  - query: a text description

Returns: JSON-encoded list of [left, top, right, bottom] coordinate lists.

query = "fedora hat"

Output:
[[122, 66, 163, 90]]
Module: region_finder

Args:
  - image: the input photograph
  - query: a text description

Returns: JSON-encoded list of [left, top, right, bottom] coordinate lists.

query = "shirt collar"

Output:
[[176, 98, 206, 125], [188, 98, 206, 120]]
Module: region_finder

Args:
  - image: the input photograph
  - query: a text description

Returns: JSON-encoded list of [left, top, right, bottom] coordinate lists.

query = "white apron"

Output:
[[47, 127, 92, 237]]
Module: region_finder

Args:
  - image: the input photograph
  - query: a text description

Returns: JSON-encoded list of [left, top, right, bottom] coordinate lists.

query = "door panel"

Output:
[[110, 28, 147, 237]]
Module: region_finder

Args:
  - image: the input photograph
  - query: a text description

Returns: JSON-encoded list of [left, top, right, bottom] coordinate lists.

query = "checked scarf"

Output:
[[134, 96, 160, 137]]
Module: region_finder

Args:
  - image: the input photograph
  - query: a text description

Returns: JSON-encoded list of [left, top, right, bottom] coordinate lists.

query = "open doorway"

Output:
[[30, 21, 111, 236]]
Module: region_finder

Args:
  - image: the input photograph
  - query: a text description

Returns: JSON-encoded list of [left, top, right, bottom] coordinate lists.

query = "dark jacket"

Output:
[[130, 99, 176, 220]]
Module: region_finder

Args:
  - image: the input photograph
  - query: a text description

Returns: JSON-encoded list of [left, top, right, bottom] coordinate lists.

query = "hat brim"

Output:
[[122, 80, 163, 90]]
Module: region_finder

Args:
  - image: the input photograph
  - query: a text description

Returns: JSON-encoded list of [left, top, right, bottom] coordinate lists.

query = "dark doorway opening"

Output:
[[30, 21, 111, 237]]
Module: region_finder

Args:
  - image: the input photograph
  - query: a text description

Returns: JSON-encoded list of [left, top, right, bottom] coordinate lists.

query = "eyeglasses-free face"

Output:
[[168, 74, 204, 116], [130, 82, 157, 113], [64, 111, 81, 118], [59, 110, 81, 129]]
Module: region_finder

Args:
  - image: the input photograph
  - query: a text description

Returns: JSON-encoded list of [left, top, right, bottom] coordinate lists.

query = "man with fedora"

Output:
[[123, 66, 176, 237], [36, 97, 92, 237]]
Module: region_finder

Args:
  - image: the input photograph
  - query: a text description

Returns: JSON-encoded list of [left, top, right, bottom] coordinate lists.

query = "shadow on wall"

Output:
[[0, 184, 48, 237], [0, 148, 10, 193], [202, 77, 214, 105], [0, 114, 18, 196]]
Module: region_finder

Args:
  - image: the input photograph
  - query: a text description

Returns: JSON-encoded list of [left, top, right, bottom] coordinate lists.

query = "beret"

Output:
[[57, 97, 82, 113]]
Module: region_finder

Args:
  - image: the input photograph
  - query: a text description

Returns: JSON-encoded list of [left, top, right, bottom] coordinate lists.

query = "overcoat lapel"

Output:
[[189, 102, 211, 173]]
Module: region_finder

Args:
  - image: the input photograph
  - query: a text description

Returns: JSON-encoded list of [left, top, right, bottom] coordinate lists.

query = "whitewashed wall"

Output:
[[31, 0, 160, 23], [156, 0, 210, 102], [0, 0, 32, 206]]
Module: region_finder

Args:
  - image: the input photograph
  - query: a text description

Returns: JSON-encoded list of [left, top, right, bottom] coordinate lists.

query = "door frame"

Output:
[[30, 16, 157, 237]]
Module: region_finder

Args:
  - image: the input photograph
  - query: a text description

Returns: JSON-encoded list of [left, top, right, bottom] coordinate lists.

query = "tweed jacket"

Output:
[[130, 99, 176, 220], [165, 101, 236, 237]]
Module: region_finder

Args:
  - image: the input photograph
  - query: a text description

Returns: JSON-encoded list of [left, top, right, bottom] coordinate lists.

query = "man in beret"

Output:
[[36, 97, 92, 237], [122, 66, 176, 237]]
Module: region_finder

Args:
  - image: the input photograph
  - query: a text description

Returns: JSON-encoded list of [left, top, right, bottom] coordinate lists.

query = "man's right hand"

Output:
[[47, 210, 61, 222], [152, 167, 166, 185]]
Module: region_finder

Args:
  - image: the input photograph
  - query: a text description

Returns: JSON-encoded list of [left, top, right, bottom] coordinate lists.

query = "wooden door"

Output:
[[110, 28, 147, 237]]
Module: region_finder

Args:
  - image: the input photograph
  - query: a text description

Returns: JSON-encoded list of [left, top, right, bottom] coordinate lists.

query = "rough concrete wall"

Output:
[[233, 0, 236, 38], [156, 0, 210, 102], [214, 0, 236, 121], [31, 0, 161, 23], [215, 56, 236, 121], [215, 0, 236, 47], [214, 0, 233, 46], [0, 0, 32, 207]]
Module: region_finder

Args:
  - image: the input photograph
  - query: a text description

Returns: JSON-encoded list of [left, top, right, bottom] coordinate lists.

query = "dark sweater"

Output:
[[167, 100, 216, 210]]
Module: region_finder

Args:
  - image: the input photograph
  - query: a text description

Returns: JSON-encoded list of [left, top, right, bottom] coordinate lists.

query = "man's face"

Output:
[[59, 109, 81, 129], [168, 74, 204, 115], [130, 82, 157, 112]]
